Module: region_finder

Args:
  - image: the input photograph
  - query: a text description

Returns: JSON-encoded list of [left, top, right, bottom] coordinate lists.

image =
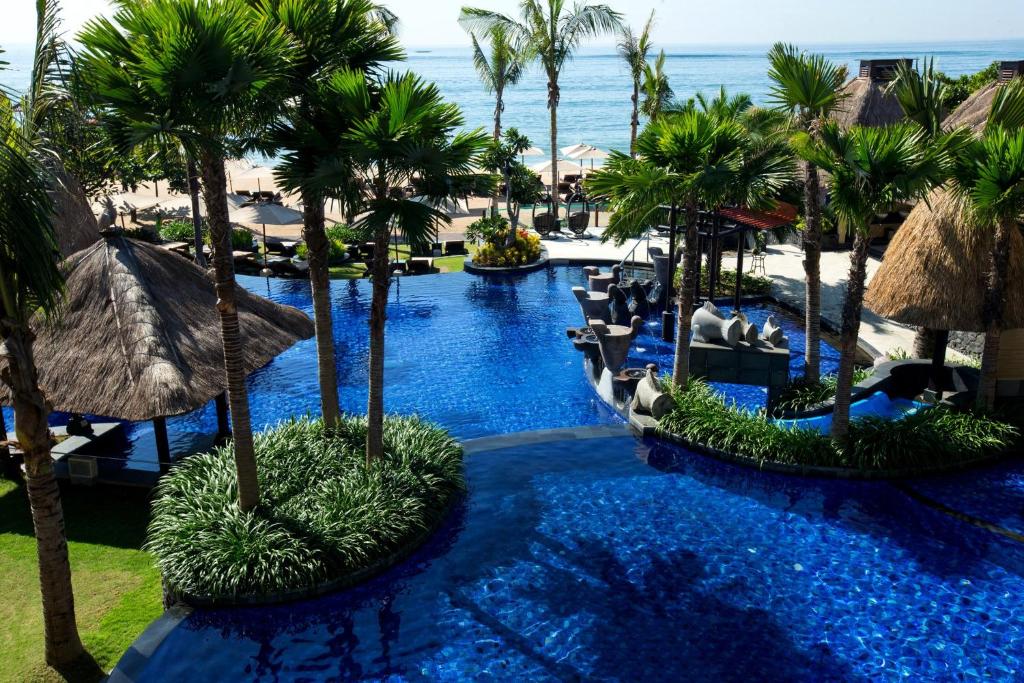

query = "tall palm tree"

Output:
[[794, 121, 949, 439], [468, 23, 526, 140], [617, 10, 654, 156], [641, 49, 673, 121], [79, 0, 289, 511], [0, 105, 85, 672], [258, 0, 402, 428], [319, 70, 490, 461], [949, 81, 1024, 409], [588, 109, 791, 387], [767, 43, 846, 384], [460, 0, 622, 202]]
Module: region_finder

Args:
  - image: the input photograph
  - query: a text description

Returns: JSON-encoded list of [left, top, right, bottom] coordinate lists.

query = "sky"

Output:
[[2, 0, 1023, 47]]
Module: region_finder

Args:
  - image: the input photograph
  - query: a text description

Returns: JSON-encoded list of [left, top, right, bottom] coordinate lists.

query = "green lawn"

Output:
[[327, 245, 475, 279], [0, 478, 161, 682]]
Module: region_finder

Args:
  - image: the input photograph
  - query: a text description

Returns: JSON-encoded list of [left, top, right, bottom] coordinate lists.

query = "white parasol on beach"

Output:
[[565, 144, 610, 170]]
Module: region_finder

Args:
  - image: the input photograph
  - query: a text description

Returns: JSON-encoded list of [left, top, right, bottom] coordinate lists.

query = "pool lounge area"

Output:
[[101, 266, 1024, 682]]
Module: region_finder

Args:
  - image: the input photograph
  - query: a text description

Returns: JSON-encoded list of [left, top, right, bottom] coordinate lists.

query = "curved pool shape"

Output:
[[774, 392, 927, 434], [122, 434, 1024, 681]]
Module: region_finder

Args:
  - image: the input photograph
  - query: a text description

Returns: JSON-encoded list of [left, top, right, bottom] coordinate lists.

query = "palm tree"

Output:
[[79, 0, 289, 511], [319, 70, 491, 461], [617, 10, 654, 155], [588, 109, 784, 387], [693, 86, 753, 120], [0, 105, 86, 673], [468, 24, 526, 140], [767, 43, 846, 385], [793, 121, 949, 439], [641, 50, 673, 121], [948, 81, 1024, 409], [259, 0, 402, 428], [460, 0, 622, 203]]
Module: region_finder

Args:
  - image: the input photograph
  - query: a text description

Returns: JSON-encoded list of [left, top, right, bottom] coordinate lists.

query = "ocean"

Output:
[[3, 39, 1023, 160]]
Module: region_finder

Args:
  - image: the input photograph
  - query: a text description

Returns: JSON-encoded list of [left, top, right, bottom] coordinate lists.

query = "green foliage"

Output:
[[886, 347, 911, 361], [158, 220, 200, 243], [659, 379, 1018, 471], [465, 215, 510, 244], [326, 223, 367, 245], [888, 58, 947, 138], [472, 226, 542, 266], [204, 227, 253, 251], [938, 61, 1000, 111], [774, 368, 872, 413], [672, 268, 773, 297], [766, 43, 847, 127], [146, 415, 464, 600]]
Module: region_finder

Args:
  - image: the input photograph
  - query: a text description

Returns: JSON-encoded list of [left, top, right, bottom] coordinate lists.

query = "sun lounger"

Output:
[[408, 257, 434, 275]]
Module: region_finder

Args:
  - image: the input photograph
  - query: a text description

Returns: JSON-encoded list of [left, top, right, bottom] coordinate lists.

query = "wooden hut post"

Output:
[[153, 417, 171, 469], [930, 330, 950, 400], [734, 227, 745, 313]]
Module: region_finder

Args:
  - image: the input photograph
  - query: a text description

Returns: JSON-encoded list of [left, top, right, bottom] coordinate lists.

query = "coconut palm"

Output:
[[793, 121, 949, 439], [588, 109, 781, 387], [948, 81, 1024, 408], [641, 49, 673, 121], [0, 104, 87, 673], [258, 0, 402, 428], [319, 70, 490, 461], [460, 0, 622, 203], [79, 0, 289, 511], [468, 23, 526, 140], [767, 42, 846, 384], [617, 10, 654, 155]]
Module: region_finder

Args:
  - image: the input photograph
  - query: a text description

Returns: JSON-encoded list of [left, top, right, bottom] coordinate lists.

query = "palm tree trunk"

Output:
[[630, 79, 639, 157], [673, 205, 699, 388], [802, 161, 823, 384], [198, 151, 260, 511], [366, 228, 390, 463], [830, 231, 871, 441], [302, 192, 341, 426], [2, 325, 85, 669], [912, 327, 936, 359], [491, 89, 504, 219], [186, 156, 206, 267], [977, 218, 1013, 409], [548, 77, 559, 215]]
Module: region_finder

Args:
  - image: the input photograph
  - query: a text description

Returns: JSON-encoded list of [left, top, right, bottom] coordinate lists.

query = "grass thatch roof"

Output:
[[833, 77, 906, 129], [942, 81, 999, 133], [865, 189, 1024, 332], [0, 233, 313, 421], [49, 163, 100, 258]]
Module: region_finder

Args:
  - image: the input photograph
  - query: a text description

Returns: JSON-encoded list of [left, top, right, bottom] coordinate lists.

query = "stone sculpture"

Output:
[[608, 284, 631, 326], [585, 264, 622, 293], [762, 315, 787, 348], [735, 312, 760, 344], [572, 286, 610, 325], [630, 364, 675, 419], [690, 302, 741, 348], [589, 316, 644, 373], [629, 280, 651, 318]]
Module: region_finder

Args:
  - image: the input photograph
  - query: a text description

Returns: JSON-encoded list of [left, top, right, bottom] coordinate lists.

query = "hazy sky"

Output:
[[3, 0, 1022, 47]]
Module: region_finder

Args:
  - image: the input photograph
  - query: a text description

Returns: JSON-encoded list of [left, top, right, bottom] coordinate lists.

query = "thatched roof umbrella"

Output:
[[833, 59, 911, 129], [0, 231, 314, 466]]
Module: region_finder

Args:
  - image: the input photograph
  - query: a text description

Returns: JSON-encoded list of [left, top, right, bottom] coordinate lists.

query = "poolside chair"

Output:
[[567, 211, 590, 238], [533, 212, 559, 238], [408, 257, 433, 275], [444, 240, 466, 255]]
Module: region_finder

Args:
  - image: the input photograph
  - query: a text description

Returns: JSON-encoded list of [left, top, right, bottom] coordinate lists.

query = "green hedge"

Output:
[[659, 379, 1017, 472], [146, 415, 464, 601], [773, 368, 872, 414], [673, 268, 773, 297]]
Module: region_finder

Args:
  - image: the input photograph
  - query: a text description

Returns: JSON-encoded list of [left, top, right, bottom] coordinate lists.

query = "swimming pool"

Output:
[[120, 432, 1024, 681]]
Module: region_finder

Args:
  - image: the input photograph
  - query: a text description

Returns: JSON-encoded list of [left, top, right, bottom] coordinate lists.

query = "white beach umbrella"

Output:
[[520, 146, 544, 162], [229, 202, 303, 226], [530, 158, 569, 176], [560, 143, 590, 158], [566, 144, 610, 170], [228, 164, 281, 193]]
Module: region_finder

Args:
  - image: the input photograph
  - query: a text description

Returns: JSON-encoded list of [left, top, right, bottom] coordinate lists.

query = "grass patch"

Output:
[[147, 415, 464, 601], [326, 245, 476, 279], [774, 368, 872, 413], [674, 268, 774, 297], [0, 478, 161, 682], [659, 379, 1018, 472]]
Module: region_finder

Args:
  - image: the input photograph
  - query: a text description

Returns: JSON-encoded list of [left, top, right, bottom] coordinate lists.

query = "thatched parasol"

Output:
[[50, 163, 100, 258], [865, 189, 1024, 332], [833, 73, 906, 129], [942, 81, 999, 133], [0, 231, 314, 464]]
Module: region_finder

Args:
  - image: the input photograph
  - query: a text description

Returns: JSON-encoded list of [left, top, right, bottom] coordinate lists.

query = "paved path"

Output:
[[539, 228, 958, 361]]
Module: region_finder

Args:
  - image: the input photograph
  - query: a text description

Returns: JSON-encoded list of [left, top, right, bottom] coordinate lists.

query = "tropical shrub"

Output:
[[204, 227, 255, 251], [658, 378, 1017, 471], [124, 227, 160, 243], [673, 268, 773, 297], [295, 237, 347, 264], [326, 223, 368, 245], [774, 367, 872, 413], [469, 217, 542, 267], [147, 415, 464, 601], [158, 220, 200, 243]]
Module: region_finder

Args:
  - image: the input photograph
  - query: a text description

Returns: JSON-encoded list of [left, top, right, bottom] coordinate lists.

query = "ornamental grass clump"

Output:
[[658, 378, 1018, 472], [147, 415, 464, 601]]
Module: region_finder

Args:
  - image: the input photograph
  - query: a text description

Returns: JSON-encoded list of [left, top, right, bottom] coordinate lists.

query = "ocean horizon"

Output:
[[4, 37, 1023, 162]]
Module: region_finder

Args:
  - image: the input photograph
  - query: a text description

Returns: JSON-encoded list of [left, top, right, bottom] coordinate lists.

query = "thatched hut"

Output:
[[49, 163, 101, 258], [833, 59, 911, 129], [865, 63, 1024, 396], [0, 231, 314, 464]]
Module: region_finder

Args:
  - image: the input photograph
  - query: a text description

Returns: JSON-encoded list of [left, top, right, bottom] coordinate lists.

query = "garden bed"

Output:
[[148, 415, 464, 606]]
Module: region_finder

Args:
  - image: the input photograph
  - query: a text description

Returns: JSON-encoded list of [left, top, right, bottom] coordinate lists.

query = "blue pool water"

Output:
[[128, 435, 1024, 681], [774, 392, 927, 434]]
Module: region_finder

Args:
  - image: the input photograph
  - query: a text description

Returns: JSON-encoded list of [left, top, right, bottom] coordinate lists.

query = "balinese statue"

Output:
[[585, 264, 622, 293], [735, 312, 760, 344], [608, 284, 631, 326], [761, 315, 788, 348], [690, 302, 741, 347], [572, 286, 610, 325], [629, 280, 651, 318], [589, 315, 644, 373], [630, 364, 675, 419]]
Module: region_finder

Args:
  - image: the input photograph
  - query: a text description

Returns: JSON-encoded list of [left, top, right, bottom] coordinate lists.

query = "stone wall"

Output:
[[948, 330, 984, 359]]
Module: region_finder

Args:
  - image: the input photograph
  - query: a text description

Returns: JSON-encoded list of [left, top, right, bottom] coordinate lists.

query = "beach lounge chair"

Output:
[[444, 240, 466, 255], [533, 212, 559, 238], [567, 211, 590, 238], [408, 257, 433, 275]]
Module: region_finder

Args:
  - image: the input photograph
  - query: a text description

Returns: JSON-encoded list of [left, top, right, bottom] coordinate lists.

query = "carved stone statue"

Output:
[[629, 280, 652, 318], [762, 315, 788, 348], [608, 284, 631, 326], [691, 302, 741, 347], [585, 264, 622, 293], [572, 286, 610, 324], [589, 316, 644, 373], [630, 364, 675, 419], [735, 312, 760, 344]]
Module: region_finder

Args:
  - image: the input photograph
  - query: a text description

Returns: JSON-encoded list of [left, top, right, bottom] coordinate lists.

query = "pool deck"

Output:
[[540, 228, 965, 362]]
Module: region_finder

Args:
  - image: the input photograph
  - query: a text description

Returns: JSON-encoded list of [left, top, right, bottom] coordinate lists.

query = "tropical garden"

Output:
[[1, 0, 1022, 679]]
